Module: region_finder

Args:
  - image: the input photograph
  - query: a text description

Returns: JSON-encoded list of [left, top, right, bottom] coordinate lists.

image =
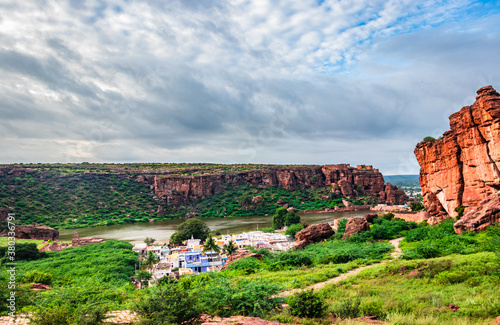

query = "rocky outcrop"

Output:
[[0, 207, 8, 222], [221, 251, 262, 270], [415, 86, 500, 227], [153, 164, 407, 206], [0, 224, 59, 240], [454, 193, 500, 234], [294, 222, 335, 249], [342, 217, 370, 239]]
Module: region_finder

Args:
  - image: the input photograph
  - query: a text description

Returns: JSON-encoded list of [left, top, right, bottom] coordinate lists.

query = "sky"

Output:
[[0, 0, 499, 175]]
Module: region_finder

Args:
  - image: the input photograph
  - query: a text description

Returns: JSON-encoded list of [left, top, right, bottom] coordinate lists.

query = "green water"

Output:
[[59, 210, 370, 244]]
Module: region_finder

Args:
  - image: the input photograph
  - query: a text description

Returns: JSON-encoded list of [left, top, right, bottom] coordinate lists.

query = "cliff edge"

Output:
[[414, 86, 500, 231]]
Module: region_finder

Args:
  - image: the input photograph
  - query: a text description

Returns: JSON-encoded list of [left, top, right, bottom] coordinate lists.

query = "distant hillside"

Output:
[[384, 175, 420, 188], [0, 163, 407, 229]]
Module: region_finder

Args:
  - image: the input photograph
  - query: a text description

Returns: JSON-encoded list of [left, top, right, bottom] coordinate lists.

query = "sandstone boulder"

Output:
[[454, 193, 500, 234], [221, 251, 262, 270], [294, 223, 334, 249], [364, 213, 378, 223], [342, 217, 370, 239]]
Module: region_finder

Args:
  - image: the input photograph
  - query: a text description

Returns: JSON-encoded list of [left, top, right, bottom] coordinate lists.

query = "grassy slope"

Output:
[[0, 241, 139, 316]]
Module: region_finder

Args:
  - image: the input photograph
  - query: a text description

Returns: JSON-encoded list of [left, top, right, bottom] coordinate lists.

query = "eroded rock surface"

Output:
[[415, 86, 500, 229], [454, 193, 500, 234], [153, 164, 407, 206], [0, 224, 59, 240], [342, 217, 370, 239], [294, 222, 335, 249]]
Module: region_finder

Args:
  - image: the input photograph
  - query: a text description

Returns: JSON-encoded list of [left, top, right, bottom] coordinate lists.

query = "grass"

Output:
[[0, 237, 71, 249], [315, 252, 500, 324]]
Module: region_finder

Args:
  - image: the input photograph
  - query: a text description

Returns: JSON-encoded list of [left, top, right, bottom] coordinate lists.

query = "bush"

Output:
[[455, 205, 465, 220], [198, 278, 282, 318], [288, 289, 326, 318], [135, 281, 201, 325], [23, 270, 53, 285], [285, 223, 304, 238], [410, 202, 425, 212], [330, 296, 361, 318], [423, 136, 436, 142]]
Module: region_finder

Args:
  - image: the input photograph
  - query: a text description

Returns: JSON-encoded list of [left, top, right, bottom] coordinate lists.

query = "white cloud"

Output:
[[0, 0, 499, 174]]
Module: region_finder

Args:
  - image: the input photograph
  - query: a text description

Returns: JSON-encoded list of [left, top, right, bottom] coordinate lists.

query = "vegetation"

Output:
[[0, 164, 372, 229], [223, 241, 238, 255], [0, 241, 138, 320], [288, 290, 326, 318], [144, 237, 156, 246], [272, 207, 301, 230], [203, 234, 220, 253], [423, 136, 437, 142], [169, 219, 211, 244]]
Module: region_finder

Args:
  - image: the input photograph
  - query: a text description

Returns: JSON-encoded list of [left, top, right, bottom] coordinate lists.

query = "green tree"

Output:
[[203, 234, 220, 253], [144, 237, 156, 246], [284, 211, 301, 226], [143, 251, 159, 272], [169, 219, 211, 244], [223, 241, 238, 256], [272, 207, 287, 230]]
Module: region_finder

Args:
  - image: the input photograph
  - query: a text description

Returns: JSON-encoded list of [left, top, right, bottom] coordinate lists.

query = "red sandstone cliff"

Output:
[[415, 86, 500, 227], [149, 164, 407, 206]]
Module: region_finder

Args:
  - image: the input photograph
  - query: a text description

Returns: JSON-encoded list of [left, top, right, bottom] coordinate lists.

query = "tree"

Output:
[[203, 234, 220, 253], [169, 219, 211, 244], [223, 241, 238, 256], [272, 207, 287, 230], [144, 237, 156, 246], [284, 211, 301, 226], [272, 207, 301, 230], [143, 251, 159, 272], [133, 270, 152, 289]]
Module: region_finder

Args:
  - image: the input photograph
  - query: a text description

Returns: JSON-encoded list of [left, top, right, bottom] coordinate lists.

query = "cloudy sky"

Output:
[[0, 0, 499, 174]]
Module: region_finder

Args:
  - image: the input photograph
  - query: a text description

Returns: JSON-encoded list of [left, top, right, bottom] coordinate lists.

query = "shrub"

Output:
[[410, 202, 425, 212], [423, 136, 436, 142], [134, 281, 201, 325], [285, 223, 304, 238], [455, 205, 465, 220], [288, 289, 326, 318], [198, 278, 282, 318], [330, 296, 361, 318], [23, 270, 53, 285]]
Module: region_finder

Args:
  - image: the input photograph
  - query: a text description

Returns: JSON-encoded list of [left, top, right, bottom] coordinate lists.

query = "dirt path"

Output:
[[278, 237, 404, 297]]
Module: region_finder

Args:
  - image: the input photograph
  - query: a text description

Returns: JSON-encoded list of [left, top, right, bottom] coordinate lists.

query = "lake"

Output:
[[59, 210, 370, 245]]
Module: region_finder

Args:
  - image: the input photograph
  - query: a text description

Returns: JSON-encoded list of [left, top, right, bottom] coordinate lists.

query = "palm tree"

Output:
[[223, 240, 238, 256], [143, 250, 159, 272], [203, 234, 220, 253]]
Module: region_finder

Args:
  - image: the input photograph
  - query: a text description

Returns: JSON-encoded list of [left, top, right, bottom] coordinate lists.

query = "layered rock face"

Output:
[[151, 164, 407, 206], [415, 86, 500, 225]]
